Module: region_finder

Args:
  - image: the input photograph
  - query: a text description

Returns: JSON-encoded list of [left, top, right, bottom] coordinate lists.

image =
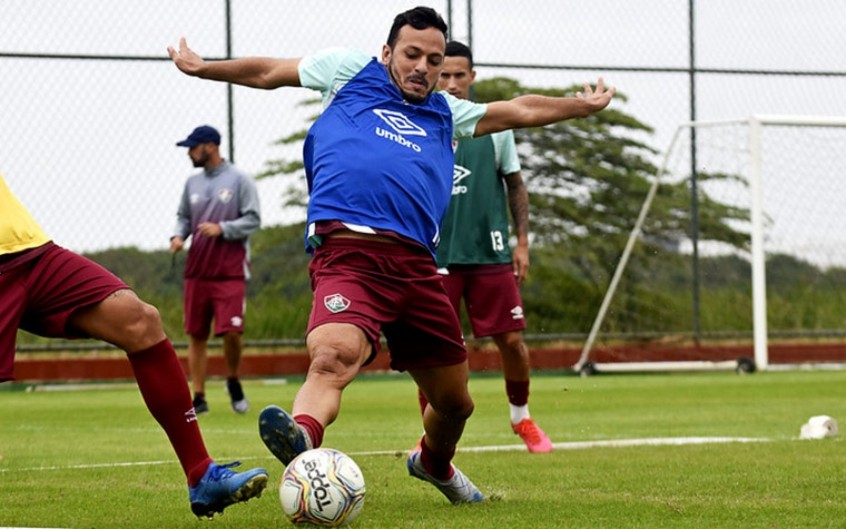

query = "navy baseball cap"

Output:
[[176, 125, 221, 147]]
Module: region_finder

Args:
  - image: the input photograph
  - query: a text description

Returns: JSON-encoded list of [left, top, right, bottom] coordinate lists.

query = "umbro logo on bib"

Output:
[[453, 165, 471, 184], [373, 109, 425, 152], [372, 109, 427, 136], [452, 165, 471, 196]]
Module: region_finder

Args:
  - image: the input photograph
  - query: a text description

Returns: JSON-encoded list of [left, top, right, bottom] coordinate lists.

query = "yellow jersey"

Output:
[[0, 172, 51, 255]]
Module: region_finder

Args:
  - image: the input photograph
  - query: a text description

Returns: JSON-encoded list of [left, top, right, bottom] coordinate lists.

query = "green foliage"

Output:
[[79, 247, 185, 338], [472, 78, 750, 262], [247, 223, 313, 338]]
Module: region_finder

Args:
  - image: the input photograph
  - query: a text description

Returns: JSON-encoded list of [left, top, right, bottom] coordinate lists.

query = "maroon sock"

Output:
[[294, 413, 324, 449], [420, 438, 455, 481], [417, 389, 429, 416], [128, 339, 211, 486], [505, 379, 530, 407]]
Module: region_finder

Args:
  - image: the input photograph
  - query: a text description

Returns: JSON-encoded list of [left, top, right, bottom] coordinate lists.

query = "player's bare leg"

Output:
[[223, 331, 243, 377], [188, 335, 210, 413], [223, 331, 248, 413], [407, 362, 483, 504], [70, 289, 165, 353], [260, 323, 368, 464]]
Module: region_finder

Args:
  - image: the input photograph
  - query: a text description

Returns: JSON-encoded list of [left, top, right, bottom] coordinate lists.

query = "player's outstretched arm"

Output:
[[475, 77, 615, 137], [167, 37, 302, 89]]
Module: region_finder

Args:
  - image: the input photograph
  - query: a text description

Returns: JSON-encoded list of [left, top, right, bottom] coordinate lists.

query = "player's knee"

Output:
[[431, 392, 475, 422], [308, 347, 361, 383], [122, 298, 164, 341], [495, 332, 526, 357]]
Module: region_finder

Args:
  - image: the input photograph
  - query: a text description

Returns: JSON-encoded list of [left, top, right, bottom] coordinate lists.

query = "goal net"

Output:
[[576, 115, 846, 374]]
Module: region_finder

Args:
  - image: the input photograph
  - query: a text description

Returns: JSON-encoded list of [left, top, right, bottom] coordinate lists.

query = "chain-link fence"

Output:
[[4, 0, 845, 254]]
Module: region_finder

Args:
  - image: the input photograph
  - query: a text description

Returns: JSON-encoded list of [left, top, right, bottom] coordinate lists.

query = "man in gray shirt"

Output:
[[170, 125, 261, 415]]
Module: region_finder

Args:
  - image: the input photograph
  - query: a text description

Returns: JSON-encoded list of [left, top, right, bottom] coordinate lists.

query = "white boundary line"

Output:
[[354, 436, 770, 456], [0, 436, 771, 473]]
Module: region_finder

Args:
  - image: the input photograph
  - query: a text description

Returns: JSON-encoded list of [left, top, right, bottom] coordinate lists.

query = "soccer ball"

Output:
[[279, 448, 366, 527]]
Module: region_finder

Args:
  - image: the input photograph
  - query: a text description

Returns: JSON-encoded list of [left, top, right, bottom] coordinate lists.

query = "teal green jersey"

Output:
[[436, 130, 521, 266]]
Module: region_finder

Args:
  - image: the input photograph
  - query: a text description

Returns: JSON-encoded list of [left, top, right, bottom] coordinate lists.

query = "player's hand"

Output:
[[167, 37, 205, 76], [513, 245, 530, 285], [197, 222, 223, 238], [576, 77, 615, 113], [169, 236, 184, 253]]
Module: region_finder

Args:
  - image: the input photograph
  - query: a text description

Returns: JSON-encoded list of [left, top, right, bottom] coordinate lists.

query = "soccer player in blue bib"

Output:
[[169, 6, 614, 505]]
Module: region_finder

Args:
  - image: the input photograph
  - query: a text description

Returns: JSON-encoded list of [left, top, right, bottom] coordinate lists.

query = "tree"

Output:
[[471, 78, 748, 281]]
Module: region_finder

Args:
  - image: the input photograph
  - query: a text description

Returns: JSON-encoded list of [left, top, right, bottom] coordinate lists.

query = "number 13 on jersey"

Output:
[[490, 230, 505, 252]]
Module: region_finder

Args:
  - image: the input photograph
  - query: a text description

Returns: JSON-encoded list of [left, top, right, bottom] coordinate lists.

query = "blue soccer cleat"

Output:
[[259, 405, 312, 465], [189, 461, 268, 519], [407, 449, 484, 505]]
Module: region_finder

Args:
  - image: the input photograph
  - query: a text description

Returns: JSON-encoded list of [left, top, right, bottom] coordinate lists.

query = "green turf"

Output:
[[2, 369, 845, 528]]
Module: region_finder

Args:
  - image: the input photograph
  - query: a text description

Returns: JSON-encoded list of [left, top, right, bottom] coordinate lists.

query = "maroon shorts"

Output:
[[183, 278, 246, 339], [1, 244, 128, 381], [441, 264, 527, 338], [307, 237, 466, 372]]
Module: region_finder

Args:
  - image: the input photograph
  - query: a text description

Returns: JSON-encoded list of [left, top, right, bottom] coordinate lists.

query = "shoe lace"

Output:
[[207, 461, 241, 482]]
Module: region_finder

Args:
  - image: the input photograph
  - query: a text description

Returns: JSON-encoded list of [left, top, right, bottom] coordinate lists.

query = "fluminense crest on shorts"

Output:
[[324, 293, 351, 313]]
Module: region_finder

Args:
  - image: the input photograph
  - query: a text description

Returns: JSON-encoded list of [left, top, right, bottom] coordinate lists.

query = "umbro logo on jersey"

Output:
[[373, 109, 425, 152], [372, 109, 427, 136], [324, 293, 351, 313]]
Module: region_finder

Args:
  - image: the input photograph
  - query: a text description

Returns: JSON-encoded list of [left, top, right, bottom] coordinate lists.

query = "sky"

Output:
[[2, 0, 846, 266]]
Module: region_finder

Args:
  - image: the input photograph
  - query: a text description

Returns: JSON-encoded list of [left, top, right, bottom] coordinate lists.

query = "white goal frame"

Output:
[[574, 114, 846, 374]]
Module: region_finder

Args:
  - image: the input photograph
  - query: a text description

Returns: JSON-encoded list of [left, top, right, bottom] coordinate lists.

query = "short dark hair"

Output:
[[445, 40, 473, 69], [386, 6, 448, 48]]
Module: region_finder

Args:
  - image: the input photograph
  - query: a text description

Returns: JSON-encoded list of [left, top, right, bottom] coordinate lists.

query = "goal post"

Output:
[[575, 114, 846, 374]]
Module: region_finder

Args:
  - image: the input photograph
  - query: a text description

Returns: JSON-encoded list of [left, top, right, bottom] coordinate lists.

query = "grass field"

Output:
[[2, 369, 846, 528]]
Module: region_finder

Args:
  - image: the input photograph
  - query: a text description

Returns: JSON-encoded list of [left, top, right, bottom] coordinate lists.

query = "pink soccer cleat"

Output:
[[512, 418, 553, 453]]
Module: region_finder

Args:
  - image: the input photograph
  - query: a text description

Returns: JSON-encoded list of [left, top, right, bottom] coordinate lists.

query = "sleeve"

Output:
[[298, 48, 371, 106], [442, 91, 488, 139], [494, 129, 522, 174], [221, 174, 261, 240], [172, 182, 192, 240]]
